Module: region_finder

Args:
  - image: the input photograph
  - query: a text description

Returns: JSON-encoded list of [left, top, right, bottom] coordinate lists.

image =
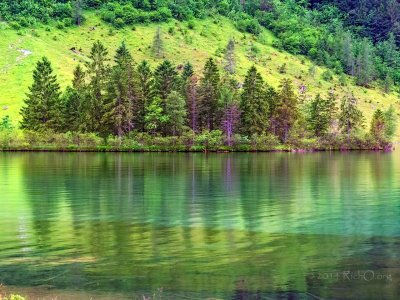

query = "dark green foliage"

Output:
[[384, 105, 397, 139], [199, 58, 220, 130], [307, 94, 329, 136], [152, 26, 164, 58], [165, 91, 186, 136], [274, 79, 299, 142], [370, 109, 387, 142], [153, 60, 179, 102], [0, 115, 14, 130], [224, 39, 236, 73], [240, 66, 268, 136], [339, 93, 364, 136], [20, 57, 61, 131]]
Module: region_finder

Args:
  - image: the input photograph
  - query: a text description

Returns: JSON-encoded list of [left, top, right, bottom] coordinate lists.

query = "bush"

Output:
[[114, 17, 124, 28], [102, 10, 116, 23], [322, 69, 333, 81], [251, 134, 281, 151], [9, 21, 21, 30]]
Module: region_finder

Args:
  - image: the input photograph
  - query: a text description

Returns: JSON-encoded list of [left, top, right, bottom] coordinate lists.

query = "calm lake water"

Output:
[[0, 152, 399, 299]]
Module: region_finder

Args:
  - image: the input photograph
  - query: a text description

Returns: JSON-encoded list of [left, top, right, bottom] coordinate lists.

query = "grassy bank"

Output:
[[0, 129, 392, 152]]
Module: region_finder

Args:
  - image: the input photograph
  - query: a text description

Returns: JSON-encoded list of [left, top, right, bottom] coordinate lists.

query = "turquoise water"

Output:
[[0, 152, 399, 299]]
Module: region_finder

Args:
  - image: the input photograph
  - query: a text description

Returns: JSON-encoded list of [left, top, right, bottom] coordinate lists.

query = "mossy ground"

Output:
[[1, 13, 399, 139]]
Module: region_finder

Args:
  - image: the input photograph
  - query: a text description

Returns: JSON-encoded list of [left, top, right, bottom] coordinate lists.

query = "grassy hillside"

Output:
[[1, 13, 400, 139]]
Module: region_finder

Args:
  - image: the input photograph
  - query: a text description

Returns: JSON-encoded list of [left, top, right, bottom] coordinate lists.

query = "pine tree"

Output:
[[339, 93, 364, 137], [20, 57, 61, 131], [185, 75, 199, 133], [356, 38, 374, 87], [102, 42, 136, 138], [325, 91, 338, 134], [224, 39, 236, 73], [342, 31, 355, 76], [384, 73, 393, 93], [74, 0, 84, 26], [137, 60, 154, 132], [275, 78, 299, 142], [61, 86, 81, 132], [145, 98, 168, 136], [384, 104, 397, 139], [165, 91, 186, 136], [152, 26, 164, 59], [153, 60, 178, 102], [221, 84, 240, 146], [370, 109, 387, 141], [240, 66, 268, 136], [308, 94, 329, 136], [72, 64, 85, 92], [85, 40, 110, 133], [199, 58, 221, 130], [182, 62, 194, 80]]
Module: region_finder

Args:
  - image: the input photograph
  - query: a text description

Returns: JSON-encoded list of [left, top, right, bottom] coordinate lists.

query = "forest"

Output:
[[0, 38, 394, 152]]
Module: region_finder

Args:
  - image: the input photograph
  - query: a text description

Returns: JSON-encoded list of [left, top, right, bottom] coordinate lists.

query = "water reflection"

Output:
[[0, 152, 399, 299]]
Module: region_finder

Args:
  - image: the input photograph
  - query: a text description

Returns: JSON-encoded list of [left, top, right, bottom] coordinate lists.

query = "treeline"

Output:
[[4, 40, 394, 151], [3, 1, 400, 90]]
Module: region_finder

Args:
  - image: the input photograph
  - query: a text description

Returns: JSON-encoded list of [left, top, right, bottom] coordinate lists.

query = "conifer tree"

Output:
[[182, 62, 194, 80], [165, 91, 186, 136], [224, 39, 236, 73], [356, 38, 374, 87], [20, 57, 61, 131], [325, 91, 338, 134], [221, 84, 240, 146], [240, 66, 268, 136], [85, 40, 110, 133], [339, 93, 364, 137], [370, 109, 387, 141], [152, 26, 164, 59], [199, 58, 220, 130], [384, 104, 397, 139], [185, 75, 199, 133], [103, 42, 135, 137], [275, 78, 299, 142], [153, 60, 178, 102], [137, 60, 154, 132], [308, 94, 329, 136]]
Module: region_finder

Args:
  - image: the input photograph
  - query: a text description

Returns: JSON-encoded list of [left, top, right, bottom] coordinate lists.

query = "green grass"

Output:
[[1, 13, 400, 139]]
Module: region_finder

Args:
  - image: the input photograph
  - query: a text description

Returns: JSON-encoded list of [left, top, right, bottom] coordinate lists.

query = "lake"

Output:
[[0, 152, 399, 299]]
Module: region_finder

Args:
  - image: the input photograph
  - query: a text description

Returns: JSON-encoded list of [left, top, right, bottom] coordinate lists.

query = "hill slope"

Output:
[[1, 13, 399, 139]]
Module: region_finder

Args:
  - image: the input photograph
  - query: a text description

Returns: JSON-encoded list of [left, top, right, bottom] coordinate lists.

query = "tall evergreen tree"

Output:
[[325, 91, 338, 134], [20, 57, 61, 131], [240, 65, 268, 136], [153, 60, 178, 102], [165, 91, 186, 136], [384, 104, 397, 139], [152, 26, 164, 59], [224, 39, 236, 74], [356, 38, 374, 87], [103, 42, 136, 137], [339, 93, 364, 137], [185, 75, 199, 133], [370, 109, 387, 141], [137, 60, 154, 132], [308, 94, 329, 136], [85, 40, 110, 132], [221, 83, 240, 146], [74, 0, 84, 26], [199, 58, 220, 130], [275, 78, 299, 142]]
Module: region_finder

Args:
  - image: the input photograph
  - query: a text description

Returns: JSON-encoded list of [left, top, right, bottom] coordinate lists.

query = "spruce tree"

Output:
[[20, 57, 61, 131], [61, 86, 81, 132], [199, 57, 220, 130], [85, 40, 110, 132], [152, 26, 164, 59], [153, 60, 178, 102], [384, 104, 397, 139], [339, 93, 364, 137], [165, 91, 186, 136], [137, 60, 154, 132], [102, 42, 136, 137], [325, 91, 338, 134], [308, 94, 329, 136], [356, 38, 374, 87], [224, 39, 236, 73], [370, 109, 387, 141], [240, 65, 268, 136], [275, 78, 299, 142]]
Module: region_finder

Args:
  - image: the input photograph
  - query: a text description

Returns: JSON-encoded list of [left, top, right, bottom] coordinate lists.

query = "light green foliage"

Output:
[[165, 91, 186, 136], [370, 109, 387, 141], [384, 105, 397, 139], [339, 93, 364, 135]]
